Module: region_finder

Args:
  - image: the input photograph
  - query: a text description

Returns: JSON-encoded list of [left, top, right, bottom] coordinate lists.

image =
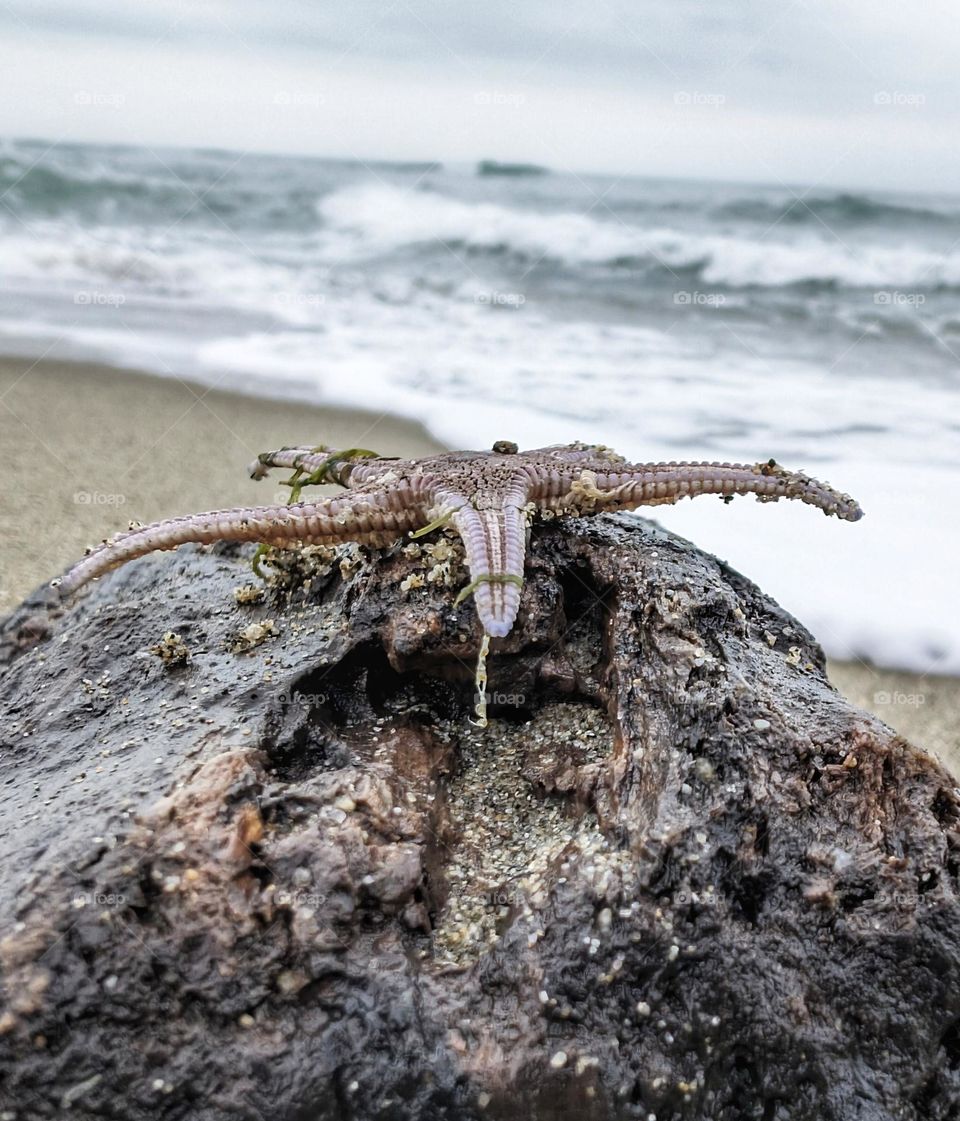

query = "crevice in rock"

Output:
[[943, 1020, 960, 1070], [838, 882, 878, 913], [427, 700, 614, 966]]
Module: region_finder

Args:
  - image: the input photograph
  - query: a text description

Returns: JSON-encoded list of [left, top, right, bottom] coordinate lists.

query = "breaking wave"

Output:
[[318, 184, 960, 288]]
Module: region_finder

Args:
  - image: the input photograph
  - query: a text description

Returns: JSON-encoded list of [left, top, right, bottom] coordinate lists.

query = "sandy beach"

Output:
[[0, 355, 444, 611], [1, 355, 956, 772]]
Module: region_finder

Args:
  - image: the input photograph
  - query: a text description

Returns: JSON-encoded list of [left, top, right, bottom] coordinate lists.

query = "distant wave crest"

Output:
[[318, 184, 960, 288], [476, 159, 549, 177], [713, 191, 960, 227], [0, 160, 160, 207]]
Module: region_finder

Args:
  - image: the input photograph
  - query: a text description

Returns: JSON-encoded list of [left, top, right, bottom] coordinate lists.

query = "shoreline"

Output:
[[0, 354, 956, 771]]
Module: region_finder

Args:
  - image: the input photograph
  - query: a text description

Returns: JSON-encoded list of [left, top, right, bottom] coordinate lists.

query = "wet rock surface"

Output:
[[0, 516, 958, 1121]]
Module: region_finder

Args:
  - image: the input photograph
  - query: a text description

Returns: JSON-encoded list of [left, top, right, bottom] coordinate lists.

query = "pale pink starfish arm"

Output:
[[451, 506, 527, 638], [249, 447, 426, 502], [427, 484, 529, 639], [534, 460, 863, 522], [56, 491, 425, 595], [247, 446, 329, 480], [248, 446, 397, 486]]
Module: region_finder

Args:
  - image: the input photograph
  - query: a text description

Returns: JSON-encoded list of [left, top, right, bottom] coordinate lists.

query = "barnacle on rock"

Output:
[[149, 631, 191, 665], [227, 620, 277, 654], [233, 584, 266, 606]]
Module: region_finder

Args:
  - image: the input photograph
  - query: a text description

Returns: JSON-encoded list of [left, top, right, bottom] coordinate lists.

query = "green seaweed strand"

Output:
[[454, 572, 524, 606], [251, 542, 272, 579], [410, 511, 454, 539], [283, 447, 380, 504]]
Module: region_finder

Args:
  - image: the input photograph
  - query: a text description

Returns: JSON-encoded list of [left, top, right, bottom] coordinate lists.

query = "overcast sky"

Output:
[[0, 0, 955, 189]]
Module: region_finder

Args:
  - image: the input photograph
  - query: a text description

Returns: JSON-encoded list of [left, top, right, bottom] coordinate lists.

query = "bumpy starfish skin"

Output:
[[57, 442, 863, 643]]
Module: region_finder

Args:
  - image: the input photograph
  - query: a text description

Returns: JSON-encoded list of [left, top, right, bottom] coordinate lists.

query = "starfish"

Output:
[[56, 441, 862, 723]]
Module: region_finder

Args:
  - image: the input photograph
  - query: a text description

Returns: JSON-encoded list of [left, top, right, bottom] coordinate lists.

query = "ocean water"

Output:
[[1, 138, 958, 674]]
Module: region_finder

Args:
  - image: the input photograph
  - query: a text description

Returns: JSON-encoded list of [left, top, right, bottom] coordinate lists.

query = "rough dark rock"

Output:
[[0, 517, 958, 1121]]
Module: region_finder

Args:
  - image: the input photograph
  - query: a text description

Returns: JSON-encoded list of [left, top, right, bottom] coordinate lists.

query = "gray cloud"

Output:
[[0, 0, 955, 187], [1, 0, 947, 95]]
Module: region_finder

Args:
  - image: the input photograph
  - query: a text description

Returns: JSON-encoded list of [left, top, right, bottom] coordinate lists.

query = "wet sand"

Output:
[[1, 355, 956, 773]]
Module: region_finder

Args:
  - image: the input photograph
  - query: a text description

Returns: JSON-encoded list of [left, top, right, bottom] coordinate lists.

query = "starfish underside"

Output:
[[57, 441, 863, 723]]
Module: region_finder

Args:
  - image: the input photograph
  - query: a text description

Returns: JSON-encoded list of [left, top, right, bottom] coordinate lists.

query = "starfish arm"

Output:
[[247, 446, 329, 480], [250, 449, 425, 514], [248, 446, 387, 487], [55, 489, 426, 596], [440, 488, 529, 639], [538, 460, 863, 522]]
